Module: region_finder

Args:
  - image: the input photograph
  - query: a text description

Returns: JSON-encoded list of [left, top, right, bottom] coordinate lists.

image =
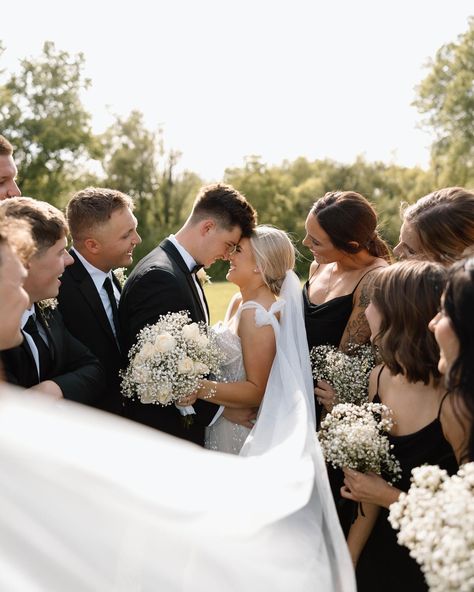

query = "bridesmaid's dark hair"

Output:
[[311, 191, 391, 262], [371, 260, 447, 385], [442, 255, 474, 460]]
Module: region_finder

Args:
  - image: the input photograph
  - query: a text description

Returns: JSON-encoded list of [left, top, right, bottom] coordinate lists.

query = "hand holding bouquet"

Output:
[[121, 311, 225, 406], [310, 344, 376, 406], [318, 402, 401, 483], [389, 463, 474, 592]]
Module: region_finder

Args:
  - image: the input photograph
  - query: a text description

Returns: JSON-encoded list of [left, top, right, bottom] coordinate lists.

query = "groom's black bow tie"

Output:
[[192, 264, 204, 274]]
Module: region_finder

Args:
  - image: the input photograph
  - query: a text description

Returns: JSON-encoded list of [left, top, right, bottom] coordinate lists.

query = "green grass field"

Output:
[[203, 281, 239, 322]]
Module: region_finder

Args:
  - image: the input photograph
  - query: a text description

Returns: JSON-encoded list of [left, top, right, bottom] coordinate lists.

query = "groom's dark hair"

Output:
[[191, 183, 256, 238]]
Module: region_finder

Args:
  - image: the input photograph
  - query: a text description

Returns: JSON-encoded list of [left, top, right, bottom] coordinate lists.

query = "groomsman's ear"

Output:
[[83, 237, 101, 255]]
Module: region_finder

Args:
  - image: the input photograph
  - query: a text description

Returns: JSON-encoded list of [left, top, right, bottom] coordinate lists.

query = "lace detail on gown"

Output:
[[205, 301, 281, 455]]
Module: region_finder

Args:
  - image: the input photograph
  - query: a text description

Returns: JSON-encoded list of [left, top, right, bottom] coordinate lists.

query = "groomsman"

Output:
[[0, 135, 21, 200], [58, 187, 141, 414], [119, 183, 257, 445], [0, 198, 105, 402]]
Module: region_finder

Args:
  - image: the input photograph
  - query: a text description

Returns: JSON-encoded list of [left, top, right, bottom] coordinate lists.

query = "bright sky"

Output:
[[2, 0, 473, 180]]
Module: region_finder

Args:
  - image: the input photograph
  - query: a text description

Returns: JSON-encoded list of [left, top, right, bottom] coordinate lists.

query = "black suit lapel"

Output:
[[19, 329, 40, 382], [69, 251, 119, 347], [34, 305, 56, 362], [160, 239, 209, 323]]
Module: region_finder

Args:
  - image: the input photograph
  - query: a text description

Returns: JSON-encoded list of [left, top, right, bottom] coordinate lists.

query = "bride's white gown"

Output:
[[204, 305, 258, 454]]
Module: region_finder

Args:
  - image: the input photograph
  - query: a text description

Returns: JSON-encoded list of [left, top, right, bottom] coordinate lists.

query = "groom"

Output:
[[119, 183, 257, 445]]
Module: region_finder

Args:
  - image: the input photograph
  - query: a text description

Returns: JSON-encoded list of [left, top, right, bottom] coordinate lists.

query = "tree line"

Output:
[[1, 16, 472, 278]]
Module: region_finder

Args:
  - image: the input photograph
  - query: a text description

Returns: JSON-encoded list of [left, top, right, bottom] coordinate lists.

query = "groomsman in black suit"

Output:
[[119, 183, 258, 445], [0, 198, 105, 403], [57, 187, 141, 414]]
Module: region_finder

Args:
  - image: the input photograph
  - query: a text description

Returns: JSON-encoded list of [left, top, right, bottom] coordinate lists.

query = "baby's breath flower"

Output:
[[310, 344, 376, 405], [114, 267, 127, 288], [121, 310, 226, 406], [389, 463, 474, 592], [37, 298, 58, 311], [318, 402, 401, 482]]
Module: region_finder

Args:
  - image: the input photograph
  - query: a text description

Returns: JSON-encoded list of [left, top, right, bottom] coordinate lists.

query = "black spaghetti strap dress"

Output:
[[303, 267, 383, 533], [356, 370, 458, 591]]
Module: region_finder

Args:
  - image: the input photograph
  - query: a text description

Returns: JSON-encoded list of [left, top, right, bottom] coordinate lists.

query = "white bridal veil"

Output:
[[0, 271, 355, 592]]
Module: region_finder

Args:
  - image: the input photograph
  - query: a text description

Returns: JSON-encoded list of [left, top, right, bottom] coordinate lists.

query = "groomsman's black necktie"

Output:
[[103, 276, 121, 341], [23, 315, 52, 381]]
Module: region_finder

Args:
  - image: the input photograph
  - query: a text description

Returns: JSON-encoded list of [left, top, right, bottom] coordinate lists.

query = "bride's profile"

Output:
[[0, 218, 355, 590], [196, 225, 296, 454]]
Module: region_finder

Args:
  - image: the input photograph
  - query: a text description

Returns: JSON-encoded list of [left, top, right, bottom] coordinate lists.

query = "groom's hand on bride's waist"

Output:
[[223, 407, 258, 429]]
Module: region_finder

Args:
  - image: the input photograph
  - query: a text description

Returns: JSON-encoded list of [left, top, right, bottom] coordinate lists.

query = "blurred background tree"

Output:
[[414, 16, 474, 187]]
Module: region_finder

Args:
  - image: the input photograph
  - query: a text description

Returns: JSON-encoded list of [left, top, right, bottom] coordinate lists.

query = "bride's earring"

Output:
[[253, 268, 260, 273]]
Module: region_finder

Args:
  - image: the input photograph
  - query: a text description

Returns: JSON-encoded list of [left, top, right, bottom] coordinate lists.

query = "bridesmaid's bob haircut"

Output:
[[401, 187, 474, 264], [191, 183, 257, 238], [371, 260, 447, 386], [250, 225, 295, 296]]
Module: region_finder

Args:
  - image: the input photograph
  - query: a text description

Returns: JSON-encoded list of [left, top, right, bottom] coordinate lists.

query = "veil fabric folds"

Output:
[[0, 271, 355, 591]]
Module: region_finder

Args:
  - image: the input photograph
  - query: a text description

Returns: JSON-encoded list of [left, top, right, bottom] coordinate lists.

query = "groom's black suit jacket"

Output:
[[118, 239, 219, 445], [57, 250, 124, 415], [0, 304, 105, 404]]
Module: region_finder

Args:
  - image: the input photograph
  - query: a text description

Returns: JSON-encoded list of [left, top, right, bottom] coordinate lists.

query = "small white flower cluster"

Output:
[[114, 267, 128, 288], [121, 310, 226, 405], [389, 463, 474, 592], [37, 298, 58, 311], [310, 344, 376, 405], [196, 268, 211, 285], [318, 402, 401, 482]]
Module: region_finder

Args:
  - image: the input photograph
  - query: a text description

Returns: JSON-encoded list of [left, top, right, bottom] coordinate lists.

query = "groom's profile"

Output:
[[119, 183, 257, 445]]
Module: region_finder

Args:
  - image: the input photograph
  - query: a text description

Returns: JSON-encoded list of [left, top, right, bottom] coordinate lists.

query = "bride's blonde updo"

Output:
[[249, 225, 296, 296]]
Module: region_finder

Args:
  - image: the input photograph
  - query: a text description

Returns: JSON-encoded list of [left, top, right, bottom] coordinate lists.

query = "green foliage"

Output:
[[100, 110, 203, 263], [414, 16, 474, 187], [0, 42, 100, 206]]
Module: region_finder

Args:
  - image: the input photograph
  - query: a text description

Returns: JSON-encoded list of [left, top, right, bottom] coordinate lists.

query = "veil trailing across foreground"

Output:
[[0, 272, 354, 591]]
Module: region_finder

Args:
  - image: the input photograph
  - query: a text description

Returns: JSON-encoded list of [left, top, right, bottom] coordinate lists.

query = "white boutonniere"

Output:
[[114, 267, 128, 288], [196, 268, 211, 285], [37, 298, 58, 312]]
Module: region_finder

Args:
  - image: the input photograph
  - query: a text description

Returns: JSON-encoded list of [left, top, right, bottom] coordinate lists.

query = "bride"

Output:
[[200, 225, 294, 453]]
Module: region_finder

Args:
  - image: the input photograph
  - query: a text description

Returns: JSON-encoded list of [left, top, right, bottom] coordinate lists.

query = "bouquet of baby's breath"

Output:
[[389, 463, 474, 592], [310, 344, 376, 405], [121, 311, 225, 406], [318, 402, 401, 482]]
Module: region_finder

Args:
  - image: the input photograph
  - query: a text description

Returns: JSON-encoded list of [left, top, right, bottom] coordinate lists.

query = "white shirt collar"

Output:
[[21, 305, 36, 330], [168, 235, 197, 273], [72, 247, 113, 292]]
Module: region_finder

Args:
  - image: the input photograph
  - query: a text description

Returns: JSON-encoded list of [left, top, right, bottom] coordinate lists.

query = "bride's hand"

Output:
[[315, 380, 336, 411], [176, 392, 198, 407]]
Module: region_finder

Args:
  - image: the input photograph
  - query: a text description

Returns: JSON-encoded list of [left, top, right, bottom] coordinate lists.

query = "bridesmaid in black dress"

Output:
[[302, 191, 391, 533], [342, 261, 458, 592], [429, 253, 474, 464]]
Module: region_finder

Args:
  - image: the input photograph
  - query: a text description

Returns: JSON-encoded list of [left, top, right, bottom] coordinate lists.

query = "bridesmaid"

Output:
[[429, 252, 474, 463], [302, 190, 391, 414], [394, 186, 474, 263], [341, 261, 458, 592], [302, 190, 391, 534]]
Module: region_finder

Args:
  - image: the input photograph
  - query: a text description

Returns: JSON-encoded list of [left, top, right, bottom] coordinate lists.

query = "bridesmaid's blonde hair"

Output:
[[250, 225, 295, 295]]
